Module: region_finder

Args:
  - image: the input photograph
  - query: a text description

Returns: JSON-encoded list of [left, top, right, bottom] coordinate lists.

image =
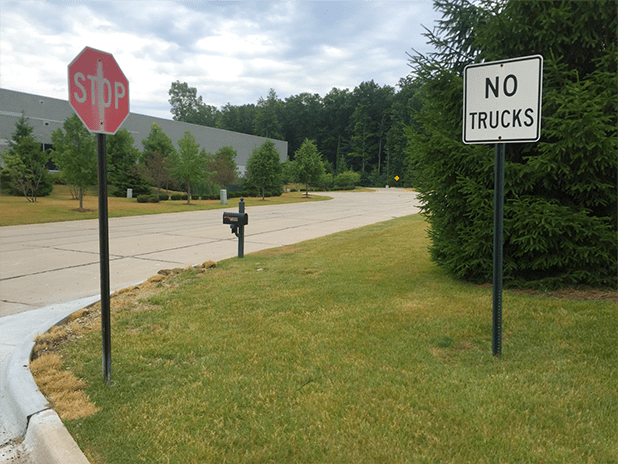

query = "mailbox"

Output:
[[223, 197, 247, 258], [223, 212, 248, 226]]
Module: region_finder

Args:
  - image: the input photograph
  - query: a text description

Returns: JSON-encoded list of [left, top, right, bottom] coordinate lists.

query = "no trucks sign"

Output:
[[463, 55, 543, 144]]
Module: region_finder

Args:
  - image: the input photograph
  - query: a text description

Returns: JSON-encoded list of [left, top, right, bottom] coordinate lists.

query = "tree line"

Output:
[[169, 79, 420, 188], [1, 114, 351, 206]]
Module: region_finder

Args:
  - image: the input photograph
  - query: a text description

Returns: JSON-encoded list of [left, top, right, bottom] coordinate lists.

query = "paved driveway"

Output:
[[0, 189, 421, 318]]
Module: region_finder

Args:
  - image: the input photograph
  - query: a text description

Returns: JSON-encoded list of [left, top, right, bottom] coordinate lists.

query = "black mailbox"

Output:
[[223, 212, 248, 226], [224, 197, 247, 258]]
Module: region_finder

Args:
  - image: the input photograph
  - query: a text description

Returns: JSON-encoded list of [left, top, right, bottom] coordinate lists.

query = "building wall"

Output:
[[0, 88, 287, 175]]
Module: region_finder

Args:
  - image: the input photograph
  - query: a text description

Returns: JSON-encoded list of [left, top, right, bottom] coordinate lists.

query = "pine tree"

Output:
[[407, 0, 617, 288], [2, 116, 52, 202]]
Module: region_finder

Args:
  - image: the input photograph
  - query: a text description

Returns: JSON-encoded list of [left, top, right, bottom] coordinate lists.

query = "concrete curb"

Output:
[[23, 410, 89, 464], [1, 298, 101, 463], [4, 328, 52, 438]]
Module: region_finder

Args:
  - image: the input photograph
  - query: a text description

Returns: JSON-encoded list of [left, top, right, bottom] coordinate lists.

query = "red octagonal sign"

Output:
[[68, 46, 129, 135]]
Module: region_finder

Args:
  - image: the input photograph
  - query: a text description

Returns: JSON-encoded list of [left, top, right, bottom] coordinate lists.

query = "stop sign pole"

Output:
[[68, 47, 129, 384]]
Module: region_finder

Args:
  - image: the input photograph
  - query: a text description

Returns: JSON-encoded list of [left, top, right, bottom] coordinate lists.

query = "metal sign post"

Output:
[[463, 55, 543, 357], [492, 142, 505, 356], [238, 198, 245, 258], [97, 133, 112, 382]]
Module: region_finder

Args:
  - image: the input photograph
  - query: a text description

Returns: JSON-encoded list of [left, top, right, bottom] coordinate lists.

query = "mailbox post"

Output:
[[223, 197, 248, 258]]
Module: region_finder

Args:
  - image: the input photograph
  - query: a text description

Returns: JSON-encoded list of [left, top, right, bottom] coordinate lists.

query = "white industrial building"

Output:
[[0, 88, 287, 175]]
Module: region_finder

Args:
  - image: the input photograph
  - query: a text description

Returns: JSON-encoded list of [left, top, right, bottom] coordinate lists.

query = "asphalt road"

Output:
[[0, 189, 422, 318]]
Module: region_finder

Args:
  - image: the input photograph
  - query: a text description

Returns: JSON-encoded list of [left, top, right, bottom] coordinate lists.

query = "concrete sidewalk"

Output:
[[0, 189, 421, 462]]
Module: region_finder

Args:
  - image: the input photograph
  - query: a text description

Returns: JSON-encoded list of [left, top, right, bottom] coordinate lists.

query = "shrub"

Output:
[[170, 194, 182, 201], [191, 194, 199, 201], [159, 194, 169, 201], [335, 170, 361, 189], [51, 172, 67, 185]]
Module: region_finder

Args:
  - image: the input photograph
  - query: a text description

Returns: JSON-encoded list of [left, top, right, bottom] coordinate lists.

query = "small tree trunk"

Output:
[[79, 187, 84, 210]]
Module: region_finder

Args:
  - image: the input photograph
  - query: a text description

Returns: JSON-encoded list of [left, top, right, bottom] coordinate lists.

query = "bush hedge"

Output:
[[137, 195, 160, 203]]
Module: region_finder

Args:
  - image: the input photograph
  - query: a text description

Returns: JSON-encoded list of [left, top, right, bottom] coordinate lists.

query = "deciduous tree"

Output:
[[51, 115, 97, 210], [168, 130, 211, 204], [294, 139, 325, 197], [246, 140, 282, 200], [169, 81, 219, 127]]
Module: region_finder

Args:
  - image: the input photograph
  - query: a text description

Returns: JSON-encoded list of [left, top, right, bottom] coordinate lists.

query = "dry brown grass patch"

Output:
[[30, 354, 100, 420], [30, 260, 220, 420]]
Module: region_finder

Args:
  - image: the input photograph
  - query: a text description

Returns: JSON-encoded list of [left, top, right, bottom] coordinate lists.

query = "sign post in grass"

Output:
[[68, 47, 130, 383], [463, 55, 543, 357]]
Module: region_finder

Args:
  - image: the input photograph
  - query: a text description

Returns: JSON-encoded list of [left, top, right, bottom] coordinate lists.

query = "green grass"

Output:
[[59, 215, 617, 463], [0, 185, 330, 226]]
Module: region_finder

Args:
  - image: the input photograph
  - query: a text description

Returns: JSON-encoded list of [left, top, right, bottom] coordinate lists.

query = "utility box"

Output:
[[127, 188, 132, 199], [220, 189, 227, 204]]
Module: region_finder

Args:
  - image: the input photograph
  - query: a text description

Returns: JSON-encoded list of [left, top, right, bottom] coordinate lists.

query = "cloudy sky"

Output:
[[1, 1, 441, 120]]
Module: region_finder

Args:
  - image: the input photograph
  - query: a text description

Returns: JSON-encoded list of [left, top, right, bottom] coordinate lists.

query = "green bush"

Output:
[[51, 172, 67, 185], [334, 170, 360, 189], [170, 194, 182, 201], [159, 194, 169, 201], [1, 167, 54, 198]]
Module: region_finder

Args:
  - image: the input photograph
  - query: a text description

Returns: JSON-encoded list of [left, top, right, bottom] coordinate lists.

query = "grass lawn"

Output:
[[41, 214, 616, 463], [0, 185, 330, 226]]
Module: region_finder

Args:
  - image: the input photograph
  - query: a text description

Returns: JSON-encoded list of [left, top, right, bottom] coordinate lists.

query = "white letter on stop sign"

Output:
[[73, 72, 87, 103], [114, 82, 126, 109]]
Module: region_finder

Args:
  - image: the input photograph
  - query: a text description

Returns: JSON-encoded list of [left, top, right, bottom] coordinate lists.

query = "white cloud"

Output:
[[0, 1, 440, 119]]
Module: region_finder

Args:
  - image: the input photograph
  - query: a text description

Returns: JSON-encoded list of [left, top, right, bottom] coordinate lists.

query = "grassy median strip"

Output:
[[53, 214, 616, 463], [0, 185, 330, 226]]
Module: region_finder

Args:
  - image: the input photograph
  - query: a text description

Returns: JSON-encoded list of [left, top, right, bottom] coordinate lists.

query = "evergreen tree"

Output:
[[107, 129, 150, 196], [407, 0, 617, 288], [2, 115, 52, 202], [253, 89, 283, 139], [141, 123, 176, 192], [209, 146, 238, 187]]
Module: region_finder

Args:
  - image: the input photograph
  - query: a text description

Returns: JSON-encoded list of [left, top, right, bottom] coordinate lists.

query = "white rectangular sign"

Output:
[[463, 55, 543, 144]]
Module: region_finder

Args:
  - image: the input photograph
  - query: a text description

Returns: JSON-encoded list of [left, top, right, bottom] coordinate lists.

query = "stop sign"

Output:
[[68, 46, 129, 135]]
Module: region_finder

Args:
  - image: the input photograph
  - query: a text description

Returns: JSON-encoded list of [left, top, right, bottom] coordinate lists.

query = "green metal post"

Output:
[[493, 142, 505, 357]]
